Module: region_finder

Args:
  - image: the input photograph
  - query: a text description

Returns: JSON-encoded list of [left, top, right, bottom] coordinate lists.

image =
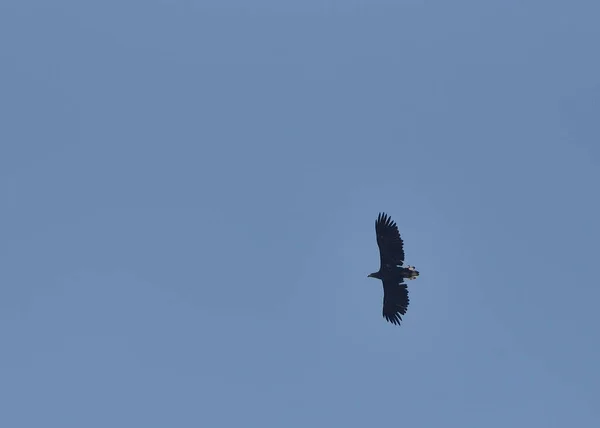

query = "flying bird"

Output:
[[368, 212, 419, 326]]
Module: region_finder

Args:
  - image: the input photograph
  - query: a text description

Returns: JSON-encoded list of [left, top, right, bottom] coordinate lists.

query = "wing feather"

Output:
[[375, 212, 405, 267], [382, 279, 410, 326]]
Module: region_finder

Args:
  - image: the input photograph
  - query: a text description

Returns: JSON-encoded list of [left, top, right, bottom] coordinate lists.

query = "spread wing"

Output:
[[375, 212, 405, 267], [382, 279, 410, 325]]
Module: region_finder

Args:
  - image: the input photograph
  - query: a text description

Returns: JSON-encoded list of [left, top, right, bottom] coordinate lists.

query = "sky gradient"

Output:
[[1, 1, 599, 427]]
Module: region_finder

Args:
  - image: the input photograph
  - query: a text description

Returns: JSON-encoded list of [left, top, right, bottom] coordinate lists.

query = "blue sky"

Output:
[[1, 1, 599, 427]]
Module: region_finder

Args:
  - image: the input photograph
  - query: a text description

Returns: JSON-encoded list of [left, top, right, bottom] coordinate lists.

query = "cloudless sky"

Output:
[[1, 1, 599, 427]]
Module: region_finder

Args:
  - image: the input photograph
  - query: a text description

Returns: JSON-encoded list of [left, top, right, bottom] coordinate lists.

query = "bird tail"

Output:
[[406, 266, 419, 280]]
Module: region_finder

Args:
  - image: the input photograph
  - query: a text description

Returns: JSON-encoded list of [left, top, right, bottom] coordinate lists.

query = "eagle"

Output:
[[367, 212, 419, 325]]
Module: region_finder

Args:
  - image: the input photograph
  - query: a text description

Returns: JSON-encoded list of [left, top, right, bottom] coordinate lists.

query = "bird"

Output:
[[367, 212, 419, 325]]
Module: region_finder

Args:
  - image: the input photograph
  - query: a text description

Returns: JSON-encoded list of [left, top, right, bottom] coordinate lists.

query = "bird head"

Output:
[[367, 272, 380, 279]]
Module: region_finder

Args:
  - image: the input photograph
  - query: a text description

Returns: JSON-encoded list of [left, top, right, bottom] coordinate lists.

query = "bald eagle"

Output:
[[367, 213, 419, 326]]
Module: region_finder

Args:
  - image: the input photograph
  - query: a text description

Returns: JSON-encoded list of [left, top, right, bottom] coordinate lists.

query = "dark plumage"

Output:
[[368, 213, 419, 326]]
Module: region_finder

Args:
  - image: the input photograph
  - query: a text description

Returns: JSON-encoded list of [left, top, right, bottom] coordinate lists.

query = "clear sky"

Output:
[[1, 1, 599, 427]]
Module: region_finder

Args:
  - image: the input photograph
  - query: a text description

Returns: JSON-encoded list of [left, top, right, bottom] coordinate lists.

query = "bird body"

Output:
[[367, 212, 419, 326]]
